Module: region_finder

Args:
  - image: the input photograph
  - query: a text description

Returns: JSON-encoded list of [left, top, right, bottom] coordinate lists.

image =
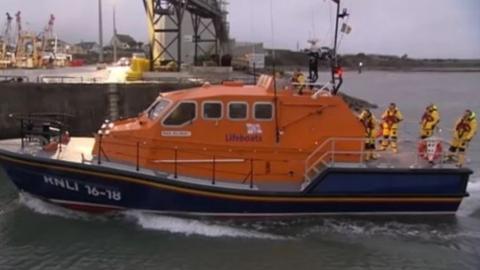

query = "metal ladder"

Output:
[[302, 137, 365, 189]]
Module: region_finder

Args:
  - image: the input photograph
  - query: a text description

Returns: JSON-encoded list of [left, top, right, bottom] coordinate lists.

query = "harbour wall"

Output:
[[0, 82, 198, 139], [0, 81, 375, 139]]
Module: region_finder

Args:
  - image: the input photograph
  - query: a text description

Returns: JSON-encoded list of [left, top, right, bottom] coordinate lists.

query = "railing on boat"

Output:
[[95, 134, 258, 189], [291, 81, 333, 97], [92, 133, 459, 191], [10, 113, 74, 149], [304, 136, 456, 184]]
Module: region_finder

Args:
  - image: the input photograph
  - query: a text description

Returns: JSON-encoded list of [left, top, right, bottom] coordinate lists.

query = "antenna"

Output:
[[269, 0, 280, 143]]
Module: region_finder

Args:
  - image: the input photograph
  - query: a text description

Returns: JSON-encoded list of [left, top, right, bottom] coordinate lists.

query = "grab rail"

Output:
[[305, 137, 365, 173], [93, 135, 459, 192], [94, 137, 258, 189]]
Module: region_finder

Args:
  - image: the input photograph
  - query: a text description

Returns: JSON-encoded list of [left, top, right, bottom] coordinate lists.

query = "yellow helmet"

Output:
[[428, 104, 437, 111], [360, 109, 371, 118], [464, 110, 476, 120]]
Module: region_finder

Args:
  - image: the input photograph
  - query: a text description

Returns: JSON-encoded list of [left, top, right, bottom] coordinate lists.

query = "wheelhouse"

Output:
[[93, 75, 365, 184]]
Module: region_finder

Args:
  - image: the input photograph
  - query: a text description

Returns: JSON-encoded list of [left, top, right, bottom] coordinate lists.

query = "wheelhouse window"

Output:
[[228, 102, 248, 120], [148, 99, 170, 120], [254, 103, 273, 120], [163, 102, 196, 126], [203, 102, 222, 120]]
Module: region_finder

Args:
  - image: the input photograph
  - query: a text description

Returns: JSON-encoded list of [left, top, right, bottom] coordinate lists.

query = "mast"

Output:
[[330, 0, 349, 94], [272, 49, 280, 143], [270, 0, 280, 143]]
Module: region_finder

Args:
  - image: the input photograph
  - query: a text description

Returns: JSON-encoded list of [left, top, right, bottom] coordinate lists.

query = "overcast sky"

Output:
[[0, 0, 478, 58]]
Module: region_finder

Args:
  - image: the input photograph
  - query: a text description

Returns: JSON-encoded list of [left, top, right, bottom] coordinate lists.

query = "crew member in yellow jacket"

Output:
[[448, 110, 477, 167], [420, 104, 440, 139], [358, 109, 377, 161], [292, 69, 306, 95], [380, 103, 403, 153]]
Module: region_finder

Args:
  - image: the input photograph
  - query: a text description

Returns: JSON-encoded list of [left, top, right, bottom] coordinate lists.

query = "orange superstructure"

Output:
[[92, 75, 364, 185]]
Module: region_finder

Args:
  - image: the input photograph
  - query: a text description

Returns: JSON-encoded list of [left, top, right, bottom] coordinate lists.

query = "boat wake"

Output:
[[16, 193, 283, 239], [15, 176, 480, 241], [123, 210, 285, 240], [17, 192, 101, 221], [290, 177, 480, 241], [296, 216, 480, 242]]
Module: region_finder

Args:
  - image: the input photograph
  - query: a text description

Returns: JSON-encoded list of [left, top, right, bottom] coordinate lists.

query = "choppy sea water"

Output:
[[1, 71, 479, 270]]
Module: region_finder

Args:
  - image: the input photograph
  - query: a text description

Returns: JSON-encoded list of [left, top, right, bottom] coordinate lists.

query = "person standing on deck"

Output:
[[332, 65, 344, 95], [292, 69, 306, 95], [447, 110, 477, 167], [420, 104, 440, 139], [308, 51, 319, 83], [379, 103, 403, 153], [358, 109, 378, 161]]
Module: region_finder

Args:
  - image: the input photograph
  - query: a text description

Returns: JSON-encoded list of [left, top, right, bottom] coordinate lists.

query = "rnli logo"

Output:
[[225, 124, 263, 142], [246, 123, 263, 135]]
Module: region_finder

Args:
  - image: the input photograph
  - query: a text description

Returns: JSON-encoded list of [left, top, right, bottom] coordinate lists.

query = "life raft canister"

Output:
[[418, 139, 443, 162]]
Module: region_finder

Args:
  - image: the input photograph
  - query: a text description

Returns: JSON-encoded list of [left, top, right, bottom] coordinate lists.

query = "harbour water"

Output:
[[0, 71, 479, 270]]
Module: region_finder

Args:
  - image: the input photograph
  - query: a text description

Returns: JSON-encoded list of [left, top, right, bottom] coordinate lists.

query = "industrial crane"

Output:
[[38, 14, 72, 68], [14, 11, 41, 68], [0, 13, 15, 68], [40, 14, 55, 52], [14, 11, 21, 39]]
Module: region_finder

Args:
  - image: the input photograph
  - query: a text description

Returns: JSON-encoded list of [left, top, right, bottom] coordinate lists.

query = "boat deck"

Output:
[[0, 138, 265, 191], [0, 137, 459, 193]]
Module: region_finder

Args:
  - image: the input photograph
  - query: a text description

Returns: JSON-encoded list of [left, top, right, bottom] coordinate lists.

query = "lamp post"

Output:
[[98, 0, 104, 63], [113, 4, 118, 63]]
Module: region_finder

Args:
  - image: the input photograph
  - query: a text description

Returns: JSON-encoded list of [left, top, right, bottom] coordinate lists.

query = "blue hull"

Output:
[[0, 151, 472, 216]]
